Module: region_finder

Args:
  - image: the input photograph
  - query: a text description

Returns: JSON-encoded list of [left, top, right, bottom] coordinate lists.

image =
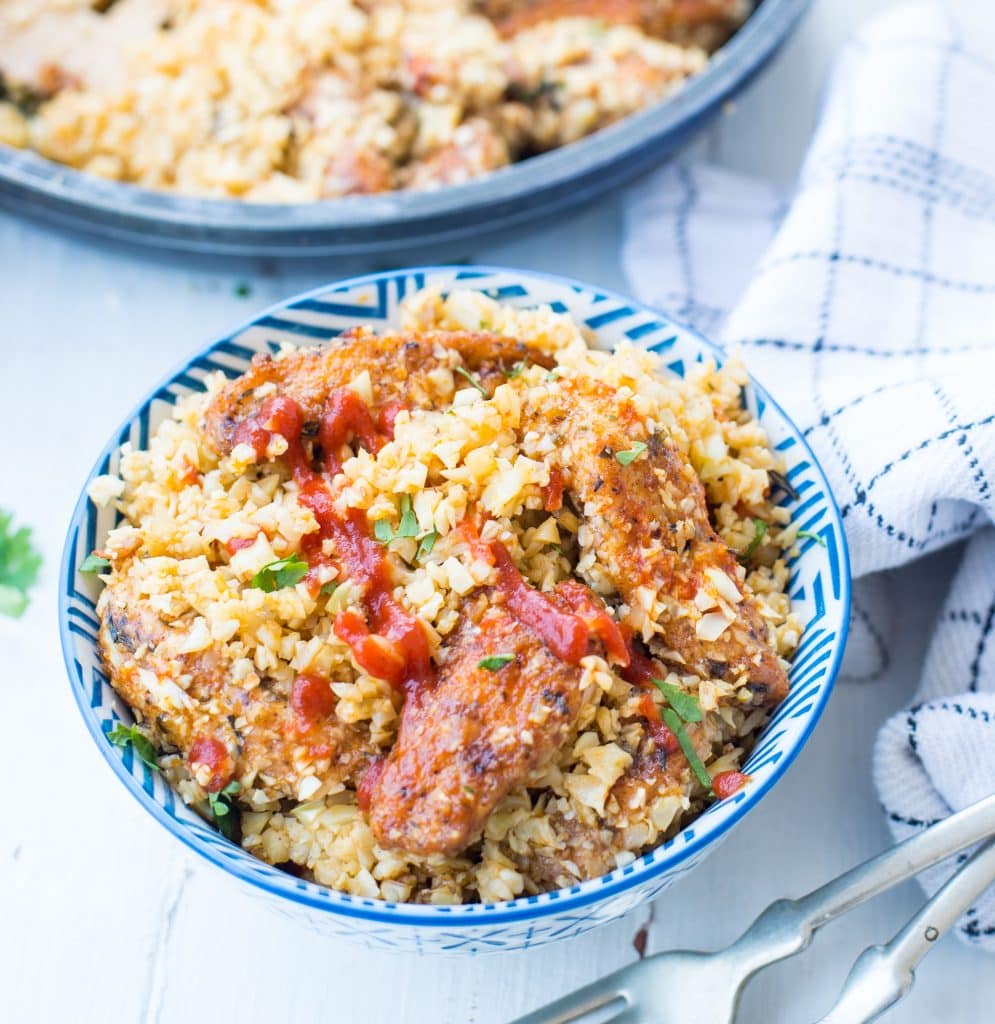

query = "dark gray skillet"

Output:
[[0, 0, 810, 256]]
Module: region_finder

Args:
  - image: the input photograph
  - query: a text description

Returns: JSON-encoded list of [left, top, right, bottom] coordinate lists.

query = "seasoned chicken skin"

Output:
[[98, 575, 376, 798], [367, 595, 587, 857], [205, 328, 551, 455], [520, 374, 788, 706]]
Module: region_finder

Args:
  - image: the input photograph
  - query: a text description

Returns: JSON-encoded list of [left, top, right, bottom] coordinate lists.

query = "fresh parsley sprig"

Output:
[[250, 555, 308, 592], [375, 494, 420, 544], [796, 529, 827, 547], [207, 780, 242, 842], [80, 553, 111, 574], [652, 679, 713, 794], [107, 722, 160, 771], [478, 653, 515, 671], [615, 442, 648, 467], [454, 366, 489, 397], [417, 530, 439, 559], [376, 497, 439, 562], [652, 679, 703, 723], [0, 509, 42, 619], [739, 518, 768, 563]]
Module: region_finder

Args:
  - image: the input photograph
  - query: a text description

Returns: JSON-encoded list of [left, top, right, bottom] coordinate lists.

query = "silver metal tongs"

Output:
[[511, 793, 995, 1024]]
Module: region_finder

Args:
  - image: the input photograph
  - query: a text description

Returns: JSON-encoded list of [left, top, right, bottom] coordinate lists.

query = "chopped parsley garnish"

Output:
[[653, 680, 711, 794], [397, 495, 419, 539], [739, 518, 768, 563], [417, 530, 439, 559], [454, 366, 488, 397], [207, 781, 242, 841], [234, 282, 252, 299], [615, 442, 648, 466], [478, 653, 516, 671], [107, 722, 160, 771], [652, 679, 703, 723], [320, 581, 339, 596], [250, 555, 308, 592], [374, 518, 395, 543], [0, 510, 42, 618], [660, 707, 713, 795], [80, 553, 111, 575], [796, 530, 827, 547], [504, 360, 528, 379], [375, 495, 420, 545]]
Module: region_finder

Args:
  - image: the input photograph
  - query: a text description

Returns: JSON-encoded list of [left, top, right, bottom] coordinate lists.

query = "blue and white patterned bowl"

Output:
[[60, 266, 850, 955]]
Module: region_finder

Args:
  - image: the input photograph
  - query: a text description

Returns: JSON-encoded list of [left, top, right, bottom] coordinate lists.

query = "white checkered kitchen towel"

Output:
[[623, 0, 995, 949]]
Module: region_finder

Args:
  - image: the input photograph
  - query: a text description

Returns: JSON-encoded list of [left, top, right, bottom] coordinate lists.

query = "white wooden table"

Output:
[[2, 2, 991, 1020]]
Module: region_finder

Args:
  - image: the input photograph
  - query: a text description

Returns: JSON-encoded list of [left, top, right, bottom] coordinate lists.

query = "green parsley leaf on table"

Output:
[[0, 509, 42, 619], [250, 555, 308, 592], [107, 722, 161, 771]]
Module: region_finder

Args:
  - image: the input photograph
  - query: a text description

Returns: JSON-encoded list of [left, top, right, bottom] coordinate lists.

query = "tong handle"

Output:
[[725, 792, 995, 976], [817, 836, 995, 1023]]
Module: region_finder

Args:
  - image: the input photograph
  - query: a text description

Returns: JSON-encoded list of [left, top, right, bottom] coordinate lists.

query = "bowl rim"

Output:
[[4, 0, 812, 254], [60, 264, 850, 927]]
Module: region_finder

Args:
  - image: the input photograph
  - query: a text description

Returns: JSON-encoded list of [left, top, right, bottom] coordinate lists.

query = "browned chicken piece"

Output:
[[482, 0, 748, 46], [0, 0, 169, 98], [367, 595, 587, 857], [205, 329, 552, 455], [98, 575, 376, 799], [521, 375, 788, 707]]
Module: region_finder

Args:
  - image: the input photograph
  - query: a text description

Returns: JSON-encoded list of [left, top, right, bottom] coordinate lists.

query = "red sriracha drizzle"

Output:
[[466, 526, 627, 667], [541, 466, 564, 512], [188, 736, 232, 792], [234, 394, 632, 695], [290, 672, 337, 730], [356, 758, 386, 813], [234, 392, 432, 696]]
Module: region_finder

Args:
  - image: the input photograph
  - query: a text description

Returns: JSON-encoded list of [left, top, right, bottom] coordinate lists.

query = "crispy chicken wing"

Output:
[[521, 375, 788, 706], [367, 594, 587, 857], [98, 575, 375, 798], [206, 329, 550, 455]]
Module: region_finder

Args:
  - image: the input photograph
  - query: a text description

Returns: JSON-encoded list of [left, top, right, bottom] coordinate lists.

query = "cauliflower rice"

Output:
[[88, 287, 801, 904], [0, 0, 749, 200]]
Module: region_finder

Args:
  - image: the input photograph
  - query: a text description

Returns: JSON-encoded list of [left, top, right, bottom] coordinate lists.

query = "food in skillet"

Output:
[[86, 288, 801, 903], [0, 0, 749, 200]]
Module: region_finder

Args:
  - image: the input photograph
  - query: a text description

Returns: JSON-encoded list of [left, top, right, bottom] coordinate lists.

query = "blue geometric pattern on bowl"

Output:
[[60, 266, 850, 955]]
